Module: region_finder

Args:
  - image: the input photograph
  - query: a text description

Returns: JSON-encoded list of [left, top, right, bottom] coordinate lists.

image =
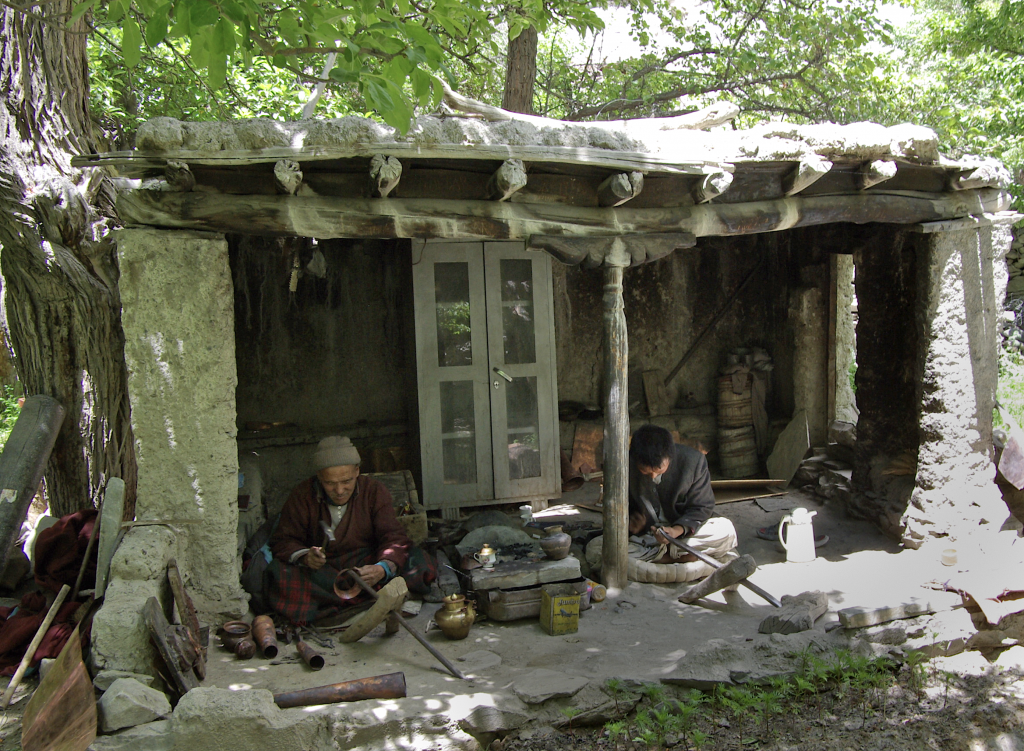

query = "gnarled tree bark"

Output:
[[502, 22, 537, 115], [0, 3, 137, 517]]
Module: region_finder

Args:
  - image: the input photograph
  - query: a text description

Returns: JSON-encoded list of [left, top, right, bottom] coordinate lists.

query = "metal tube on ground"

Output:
[[657, 527, 782, 608], [296, 639, 324, 670], [273, 672, 406, 708], [342, 570, 467, 680], [252, 615, 279, 658]]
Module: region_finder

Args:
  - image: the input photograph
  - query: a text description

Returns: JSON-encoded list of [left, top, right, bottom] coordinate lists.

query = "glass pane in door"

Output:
[[440, 380, 477, 484], [434, 263, 473, 367], [499, 259, 536, 365], [505, 376, 540, 480]]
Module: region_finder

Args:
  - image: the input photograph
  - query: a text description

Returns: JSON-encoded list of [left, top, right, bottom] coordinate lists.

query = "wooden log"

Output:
[[94, 477, 125, 599], [0, 395, 65, 569], [691, 171, 733, 204], [0, 584, 70, 709], [856, 160, 897, 190], [167, 558, 205, 680], [950, 162, 1011, 191], [601, 263, 629, 591], [164, 161, 194, 192], [783, 157, 832, 196], [115, 188, 1012, 242], [598, 172, 644, 207], [369, 154, 402, 197], [486, 159, 527, 201], [677, 555, 757, 604], [142, 596, 199, 697], [274, 159, 303, 195], [527, 233, 696, 267]]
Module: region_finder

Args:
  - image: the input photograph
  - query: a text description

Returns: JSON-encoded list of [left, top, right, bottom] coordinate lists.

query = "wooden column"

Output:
[[601, 249, 630, 590]]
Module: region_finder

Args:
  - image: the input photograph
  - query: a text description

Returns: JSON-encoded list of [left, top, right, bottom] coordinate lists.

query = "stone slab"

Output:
[[758, 590, 829, 635], [839, 599, 933, 628], [98, 678, 172, 733], [94, 670, 157, 692], [766, 410, 809, 486], [513, 669, 589, 704], [430, 649, 502, 676], [88, 720, 172, 751], [470, 556, 580, 591]]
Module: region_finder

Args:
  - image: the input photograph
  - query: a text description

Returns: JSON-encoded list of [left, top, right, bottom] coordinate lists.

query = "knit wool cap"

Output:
[[313, 436, 361, 470]]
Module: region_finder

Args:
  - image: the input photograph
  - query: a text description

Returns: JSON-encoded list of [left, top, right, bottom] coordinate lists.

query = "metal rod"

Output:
[[656, 527, 782, 608], [342, 570, 467, 680], [273, 671, 406, 708]]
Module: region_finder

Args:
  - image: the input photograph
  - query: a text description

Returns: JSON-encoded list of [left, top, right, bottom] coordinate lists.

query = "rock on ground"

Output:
[[513, 670, 589, 704], [98, 678, 172, 733]]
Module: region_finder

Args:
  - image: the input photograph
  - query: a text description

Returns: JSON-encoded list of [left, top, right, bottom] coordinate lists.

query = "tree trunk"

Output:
[[502, 23, 537, 114], [0, 4, 137, 518]]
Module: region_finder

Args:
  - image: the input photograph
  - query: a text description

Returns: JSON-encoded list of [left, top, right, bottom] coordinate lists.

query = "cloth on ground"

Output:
[[627, 516, 738, 563], [33, 509, 97, 594], [0, 591, 83, 675]]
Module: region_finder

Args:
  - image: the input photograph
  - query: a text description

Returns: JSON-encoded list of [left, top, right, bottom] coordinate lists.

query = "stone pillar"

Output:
[[832, 254, 857, 424], [902, 219, 1014, 549], [93, 229, 244, 674]]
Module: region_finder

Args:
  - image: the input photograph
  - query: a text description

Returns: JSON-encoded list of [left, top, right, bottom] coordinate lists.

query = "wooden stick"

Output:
[[1, 584, 70, 709], [71, 502, 102, 601], [601, 264, 630, 590]]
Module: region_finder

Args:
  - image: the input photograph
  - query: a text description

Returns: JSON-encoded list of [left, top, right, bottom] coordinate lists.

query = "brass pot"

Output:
[[540, 525, 572, 560], [434, 594, 476, 640]]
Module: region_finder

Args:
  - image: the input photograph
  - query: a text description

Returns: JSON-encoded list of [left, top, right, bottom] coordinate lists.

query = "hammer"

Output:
[[657, 527, 782, 608]]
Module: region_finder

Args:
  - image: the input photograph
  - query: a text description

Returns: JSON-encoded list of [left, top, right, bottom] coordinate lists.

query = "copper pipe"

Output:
[[296, 639, 324, 670], [273, 672, 406, 708], [252, 615, 279, 658], [341, 569, 467, 681]]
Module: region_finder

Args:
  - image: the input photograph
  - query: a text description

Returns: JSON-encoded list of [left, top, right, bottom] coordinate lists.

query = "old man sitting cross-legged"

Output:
[[265, 436, 436, 625]]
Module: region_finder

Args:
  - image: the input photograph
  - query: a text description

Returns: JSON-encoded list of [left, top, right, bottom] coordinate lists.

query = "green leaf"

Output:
[[208, 53, 227, 89], [106, 0, 126, 24], [122, 15, 143, 67], [222, 0, 247, 24], [190, 27, 211, 68], [328, 66, 360, 83], [169, 3, 191, 37], [68, 0, 97, 26], [146, 3, 172, 46], [216, 17, 237, 54], [189, 0, 221, 28], [364, 79, 394, 111]]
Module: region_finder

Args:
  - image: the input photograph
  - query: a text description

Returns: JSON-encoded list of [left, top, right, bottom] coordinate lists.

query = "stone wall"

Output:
[[902, 220, 1013, 548]]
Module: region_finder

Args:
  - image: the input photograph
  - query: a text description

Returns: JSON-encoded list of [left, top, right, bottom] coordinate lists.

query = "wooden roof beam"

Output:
[[486, 159, 527, 201], [274, 160, 303, 195], [855, 160, 897, 191], [691, 171, 733, 204], [783, 157, 832, 196], [527, 233, 696, 268], [370, 155, 402, 198], [598, 172, 644, 207]]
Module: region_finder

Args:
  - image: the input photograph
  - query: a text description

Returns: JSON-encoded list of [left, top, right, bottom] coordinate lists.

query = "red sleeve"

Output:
[[365, 479, 411, 570], [270, 480, 320, 562]]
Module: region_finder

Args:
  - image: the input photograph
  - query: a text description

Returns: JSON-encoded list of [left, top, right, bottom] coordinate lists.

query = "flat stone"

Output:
[[430, 649, 502, 676], [513, 669, 589, 704], [94, 670, 157, 692], [88, 720, 172, 751], [469, 556, 580, 591], [98, 678, 172, 733], [758, 591, 829, 635], [449, 691, 528, 735], [839, 599, 933, 628]]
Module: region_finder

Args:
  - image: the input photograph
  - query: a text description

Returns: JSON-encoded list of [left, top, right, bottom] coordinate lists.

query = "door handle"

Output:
[[493, 367, 513, 383]]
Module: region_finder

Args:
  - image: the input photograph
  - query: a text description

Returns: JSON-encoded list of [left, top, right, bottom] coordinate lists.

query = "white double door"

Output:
[[413, 240, 559, 514]]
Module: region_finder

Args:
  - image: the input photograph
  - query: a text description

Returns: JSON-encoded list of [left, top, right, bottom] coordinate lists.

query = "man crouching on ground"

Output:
[[265, 436, 436, 625], [627, 424, 738, 569]]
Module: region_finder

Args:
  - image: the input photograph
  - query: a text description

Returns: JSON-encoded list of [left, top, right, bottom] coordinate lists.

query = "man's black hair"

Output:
[[629, 424, 675, 469]]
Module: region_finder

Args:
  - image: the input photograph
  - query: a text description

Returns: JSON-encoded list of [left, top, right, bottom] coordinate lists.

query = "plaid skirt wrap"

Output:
[[265, 546, 437, 625]]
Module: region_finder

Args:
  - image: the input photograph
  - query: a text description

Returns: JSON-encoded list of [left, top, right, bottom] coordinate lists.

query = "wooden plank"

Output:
[[166, 559, 205, 681], [713, 488, 787, 504], [76, 142, 720, 175], [598, 172, 643, 207], [21, 627, 96, 751], [710, 478, 787, 488], [601, 264, 629, 591], [115, 189, 1012, 244], [142, 597, 199, 697], [570, 423, 603, 475], [642, 370, 671, 416]]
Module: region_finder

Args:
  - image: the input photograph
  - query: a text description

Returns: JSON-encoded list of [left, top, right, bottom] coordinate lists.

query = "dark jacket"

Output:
[[628, 443, 715, 535], [270, 475, 411, 570]]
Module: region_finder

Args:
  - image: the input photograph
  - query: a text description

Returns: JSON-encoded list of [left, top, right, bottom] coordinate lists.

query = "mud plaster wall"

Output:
[[552, 229, 837, 462], [231, 237, 417, 517], [114, 228, 244, 617]]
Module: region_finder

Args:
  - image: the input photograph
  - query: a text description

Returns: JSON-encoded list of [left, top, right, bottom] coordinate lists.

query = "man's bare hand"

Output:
[[304, 546, 327, 570], [354, 563, 386, 587], [654, 525, 689, 545]]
